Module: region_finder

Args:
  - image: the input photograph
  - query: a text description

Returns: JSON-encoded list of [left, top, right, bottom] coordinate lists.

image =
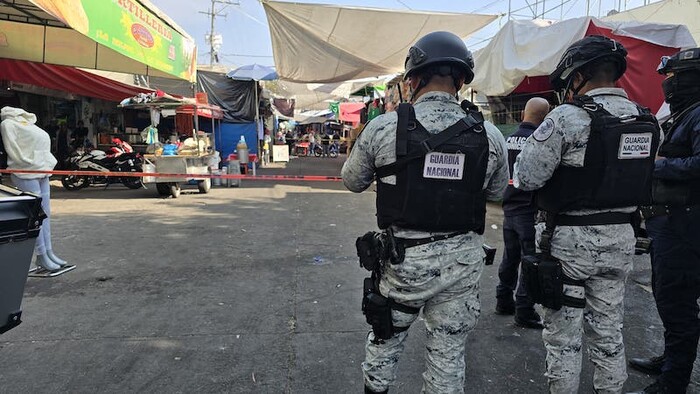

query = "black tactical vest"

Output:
[[375, 102, 489, 233], [538, 95, 661, 213]]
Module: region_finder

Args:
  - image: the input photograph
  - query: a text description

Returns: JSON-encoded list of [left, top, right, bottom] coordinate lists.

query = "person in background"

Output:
[[628, 48, 700, 394], [368, 98, 382, 121], [262, 130, 272, 165], [306, 126, 316, 156], [73, 120, 89, 149], [495, 97, 550, 329], [321, 129, 332, 157], [56, 120, 70, 169]]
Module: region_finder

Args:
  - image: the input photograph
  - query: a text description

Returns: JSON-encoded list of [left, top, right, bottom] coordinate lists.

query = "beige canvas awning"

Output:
[[604, 0, 700, 46], [262, 0, 498, 83], [0, 0, 197, 81]]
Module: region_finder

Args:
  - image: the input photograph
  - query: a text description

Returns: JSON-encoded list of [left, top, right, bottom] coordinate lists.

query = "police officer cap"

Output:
[[404, 31, 475, 84], [549, 35, 627, 91], [657, 48, 700, 75]]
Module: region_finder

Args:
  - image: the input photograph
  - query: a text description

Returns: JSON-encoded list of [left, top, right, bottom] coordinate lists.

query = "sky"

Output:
[[149, 0, 656, 69]]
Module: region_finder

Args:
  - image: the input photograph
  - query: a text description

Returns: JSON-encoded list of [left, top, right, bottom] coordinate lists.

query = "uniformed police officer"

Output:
[[628, 48, 700, 394], [496, 97, 550, 329], [513, 36, 660, 393], [342, 31, 509, 394]]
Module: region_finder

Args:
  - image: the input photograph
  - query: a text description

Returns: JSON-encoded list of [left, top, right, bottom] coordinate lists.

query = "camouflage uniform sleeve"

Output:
[[513, 111, 566, 191], [341, 121, 378, 192], [483, 122, 509, 201]]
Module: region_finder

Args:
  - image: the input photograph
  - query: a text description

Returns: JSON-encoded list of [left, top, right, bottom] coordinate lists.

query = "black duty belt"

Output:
[[556, 212, 632, 226], [395, 231, 467, 249]]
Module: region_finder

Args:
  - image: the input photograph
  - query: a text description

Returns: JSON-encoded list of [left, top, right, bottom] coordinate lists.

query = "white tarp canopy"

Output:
[[267, 76, 393, 110], [471, 17, 696, 97], [295, 109, 334, 124], [604, 0, 700, 45], [262, 0, 498, 83]]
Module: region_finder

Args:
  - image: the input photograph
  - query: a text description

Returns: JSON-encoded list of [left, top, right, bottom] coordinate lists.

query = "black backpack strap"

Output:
[[396, 103, 413, 157], [376, 110, 484, 179]]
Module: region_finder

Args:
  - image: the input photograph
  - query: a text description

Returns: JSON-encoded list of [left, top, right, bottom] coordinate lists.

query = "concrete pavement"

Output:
[[0, 155, 696, 393]]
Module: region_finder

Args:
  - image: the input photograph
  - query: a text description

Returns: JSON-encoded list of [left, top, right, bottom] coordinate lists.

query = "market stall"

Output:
[[120, 95, 223, 198]]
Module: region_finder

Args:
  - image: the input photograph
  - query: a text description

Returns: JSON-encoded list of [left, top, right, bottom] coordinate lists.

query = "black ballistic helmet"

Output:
[[657, 48, 700, 75], [549, 35, 627, 92], [404, 31, 475, 84]]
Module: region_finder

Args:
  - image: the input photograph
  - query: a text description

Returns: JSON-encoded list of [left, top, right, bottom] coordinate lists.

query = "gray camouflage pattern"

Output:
[[514, 88, 640, 393], [342, 91, 508, 393]]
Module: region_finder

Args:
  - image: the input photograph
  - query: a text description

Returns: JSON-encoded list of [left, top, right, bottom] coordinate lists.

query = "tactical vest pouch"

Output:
[[356, 232, 386, 271]]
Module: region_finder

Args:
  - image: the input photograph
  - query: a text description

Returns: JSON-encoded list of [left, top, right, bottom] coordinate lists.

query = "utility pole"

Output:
[[199, 0, 239, 65]]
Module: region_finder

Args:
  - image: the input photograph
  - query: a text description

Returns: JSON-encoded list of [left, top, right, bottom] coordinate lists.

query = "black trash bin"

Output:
[[0, 183, 45, 334]]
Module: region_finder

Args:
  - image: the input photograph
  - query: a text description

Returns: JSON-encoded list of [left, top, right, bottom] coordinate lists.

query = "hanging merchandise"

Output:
[[141, 126, 159, 144], [150, 108, 161, 127]]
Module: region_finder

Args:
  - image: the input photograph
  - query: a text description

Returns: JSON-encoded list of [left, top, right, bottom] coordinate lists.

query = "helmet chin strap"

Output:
[[562, 73, 591, 101]]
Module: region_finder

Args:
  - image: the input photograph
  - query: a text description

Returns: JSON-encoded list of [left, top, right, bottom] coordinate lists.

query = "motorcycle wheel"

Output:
[[329, 149, 338, 158], [314, 147, 322, 157], [197, 178, 211, 194], [122, 176, 142, 189], [120, 164, 143, 189], [61, 175, 89, 191]]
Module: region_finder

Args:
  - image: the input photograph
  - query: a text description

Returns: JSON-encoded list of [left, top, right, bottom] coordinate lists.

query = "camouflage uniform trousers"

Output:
[[362, 234, 484, 394], [539, 223, 635, 394]]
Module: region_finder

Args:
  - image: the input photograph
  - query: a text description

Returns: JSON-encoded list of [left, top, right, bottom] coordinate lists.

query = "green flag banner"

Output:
[[329, 101, 339, 118]]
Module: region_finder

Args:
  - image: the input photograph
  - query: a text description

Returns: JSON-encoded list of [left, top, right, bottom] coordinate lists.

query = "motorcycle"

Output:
[[61, 144, 143, 191], [313, 141, 339, 158]]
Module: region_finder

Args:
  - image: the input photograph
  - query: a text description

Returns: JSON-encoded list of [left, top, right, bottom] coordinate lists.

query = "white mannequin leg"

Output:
[[36, 177, 68, 266], [11, 176, 60, 271]]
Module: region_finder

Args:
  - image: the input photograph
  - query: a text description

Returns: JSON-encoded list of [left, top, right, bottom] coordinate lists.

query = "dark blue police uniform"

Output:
[[496, 122, 538, 314], [646, 104, 700, 393]]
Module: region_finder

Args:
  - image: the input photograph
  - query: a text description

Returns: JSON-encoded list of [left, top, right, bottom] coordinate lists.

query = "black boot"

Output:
[[628, 355, 665, 375], [514, 309, 544, 329], [495, 297, 515, 315], [626, 379, 666, 394], [364, 385, 388, 394]]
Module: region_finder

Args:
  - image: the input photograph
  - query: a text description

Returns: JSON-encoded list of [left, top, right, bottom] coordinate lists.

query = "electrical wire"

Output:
[[394, 0, 413, 9]]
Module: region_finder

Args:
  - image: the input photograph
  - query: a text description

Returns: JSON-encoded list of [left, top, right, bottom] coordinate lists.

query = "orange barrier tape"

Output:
[[0, 169, 344, 182]]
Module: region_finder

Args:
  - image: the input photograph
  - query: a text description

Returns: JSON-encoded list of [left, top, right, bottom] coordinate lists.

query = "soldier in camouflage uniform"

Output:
[[342, 31, 508, 394], [513, 36, 660, 393]]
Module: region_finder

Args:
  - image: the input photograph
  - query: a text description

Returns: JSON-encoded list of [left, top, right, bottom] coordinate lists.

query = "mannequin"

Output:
[[0, 106, 70, 272]]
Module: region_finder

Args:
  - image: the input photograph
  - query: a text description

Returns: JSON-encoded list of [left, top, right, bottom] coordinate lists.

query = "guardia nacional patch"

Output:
[[532, 118, 555, 142]]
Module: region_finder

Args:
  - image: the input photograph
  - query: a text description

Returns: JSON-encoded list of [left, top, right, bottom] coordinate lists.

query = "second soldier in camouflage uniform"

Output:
[[514, 36, 660, 393], [342, 32, 508, 394]]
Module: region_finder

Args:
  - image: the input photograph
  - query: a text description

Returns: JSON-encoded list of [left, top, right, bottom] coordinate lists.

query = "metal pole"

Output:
[[542, 0, 546, 18], [586, 0, 590, 16], [209, 1, 215, 65], [255, 82, 260, 151], [508, 0, 512, 20]]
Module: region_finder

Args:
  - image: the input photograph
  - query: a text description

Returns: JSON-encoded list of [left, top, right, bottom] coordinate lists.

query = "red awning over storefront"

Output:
[[0, 59, 153, 102]]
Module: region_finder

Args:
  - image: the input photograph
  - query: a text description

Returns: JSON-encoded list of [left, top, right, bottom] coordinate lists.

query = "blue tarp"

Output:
[[215, 122, 258, 163]]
